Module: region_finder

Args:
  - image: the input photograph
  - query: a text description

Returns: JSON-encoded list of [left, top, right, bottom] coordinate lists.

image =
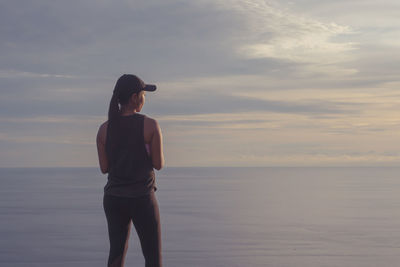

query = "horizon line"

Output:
[[1, 165, 400, 169]]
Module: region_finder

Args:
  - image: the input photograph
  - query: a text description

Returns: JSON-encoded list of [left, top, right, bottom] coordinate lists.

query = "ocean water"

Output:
[[1, 167, 400, 267]]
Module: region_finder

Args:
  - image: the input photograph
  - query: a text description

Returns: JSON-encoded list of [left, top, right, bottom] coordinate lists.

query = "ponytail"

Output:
[[105, 88, 121, 164], [108, 91, 120, 122]]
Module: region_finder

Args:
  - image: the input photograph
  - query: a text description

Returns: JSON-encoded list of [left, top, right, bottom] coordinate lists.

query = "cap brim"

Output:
[[143, 84, 157, 91]]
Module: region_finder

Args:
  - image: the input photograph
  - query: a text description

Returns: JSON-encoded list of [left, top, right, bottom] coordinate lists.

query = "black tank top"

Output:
[[104, 113, 157, 197]]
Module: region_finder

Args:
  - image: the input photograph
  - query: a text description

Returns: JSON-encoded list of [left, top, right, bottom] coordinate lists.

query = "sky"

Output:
[[1, 0, 400, 167]]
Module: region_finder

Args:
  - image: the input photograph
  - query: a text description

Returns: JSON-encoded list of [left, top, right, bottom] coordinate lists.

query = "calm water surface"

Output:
[[1, 167, 400, 267]]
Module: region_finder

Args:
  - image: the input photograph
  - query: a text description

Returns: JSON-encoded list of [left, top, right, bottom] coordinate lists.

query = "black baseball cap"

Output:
[[114, 74, 156, 101]]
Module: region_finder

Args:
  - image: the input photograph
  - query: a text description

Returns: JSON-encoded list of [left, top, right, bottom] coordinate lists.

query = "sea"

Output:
[[1, 166, 400, 267]]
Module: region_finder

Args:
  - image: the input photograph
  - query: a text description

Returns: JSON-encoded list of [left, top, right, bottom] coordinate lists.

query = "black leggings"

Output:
[[103, 192, 162, 267]]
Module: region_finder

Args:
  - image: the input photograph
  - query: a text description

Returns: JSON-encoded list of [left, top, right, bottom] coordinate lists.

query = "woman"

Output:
[[96, 74, 164, 267]]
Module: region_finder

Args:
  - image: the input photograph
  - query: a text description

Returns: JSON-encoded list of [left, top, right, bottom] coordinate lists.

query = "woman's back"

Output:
[[97, 113, 164, 174], [104, 113, 157, 198]]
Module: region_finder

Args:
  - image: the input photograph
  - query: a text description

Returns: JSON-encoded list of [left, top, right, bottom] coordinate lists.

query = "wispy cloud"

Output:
[[212, 0, 357, 74], [0, 70, 77, 79], [0, 115, 103, 124], [0, 133, 93, 145]]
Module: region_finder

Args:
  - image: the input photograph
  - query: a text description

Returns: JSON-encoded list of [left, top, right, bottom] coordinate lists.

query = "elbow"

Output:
[[153, 164, 163, 171], [100, 167, 108, 174], [153, 160, 165, 171]]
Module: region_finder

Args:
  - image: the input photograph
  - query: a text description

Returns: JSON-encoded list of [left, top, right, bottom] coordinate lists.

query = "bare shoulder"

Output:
[[143, 115, 160, 143], [97, 121, 108, 144], [143, 115, 159, 131], [100, 120, 109, 129]]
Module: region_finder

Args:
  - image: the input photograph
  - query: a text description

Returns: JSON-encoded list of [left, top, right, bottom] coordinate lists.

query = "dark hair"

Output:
[[105, 79, 137, 165]]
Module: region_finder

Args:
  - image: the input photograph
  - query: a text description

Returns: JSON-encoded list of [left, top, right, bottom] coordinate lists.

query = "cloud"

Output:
[[0, 70, 77, 79], [149, 91, 357, 116], [0, 0, 358, 80], [0, 115, 103, 124], [210, 0, 357, 74], [0, 0, 243, 79]]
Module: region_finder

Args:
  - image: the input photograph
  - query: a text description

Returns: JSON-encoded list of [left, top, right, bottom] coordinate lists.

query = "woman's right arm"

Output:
[[96, 121, 109, 174], [150, 119, 164, 170]]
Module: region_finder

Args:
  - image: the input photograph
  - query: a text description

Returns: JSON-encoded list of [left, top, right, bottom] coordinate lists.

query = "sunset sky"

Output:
[[1, 0, 400, 167]]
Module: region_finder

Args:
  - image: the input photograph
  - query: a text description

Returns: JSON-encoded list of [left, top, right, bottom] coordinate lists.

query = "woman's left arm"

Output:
[[96, 122, 109, 174]]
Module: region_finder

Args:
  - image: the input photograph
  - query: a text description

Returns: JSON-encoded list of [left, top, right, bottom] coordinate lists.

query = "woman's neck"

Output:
[[120, 106, 137, 116], [121, 111, 137, 116]]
